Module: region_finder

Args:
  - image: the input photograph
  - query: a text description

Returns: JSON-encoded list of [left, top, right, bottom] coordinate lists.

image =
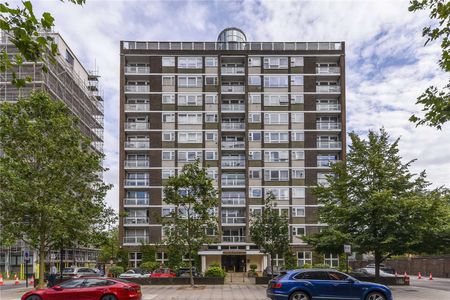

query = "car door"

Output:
[[327, 271, 362, 300], [77, 278, 112, 300], [300, 271, 335, 298], [45, 278, 86, 300]]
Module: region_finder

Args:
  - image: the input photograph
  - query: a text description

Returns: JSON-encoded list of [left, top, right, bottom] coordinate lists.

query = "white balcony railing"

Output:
[[317, 179, 330, 187], [221, 217, 246, 224], [222, 122, 245, 130], [316, 67, 340, 74], [125, 85, 150, 93], [221, 86, 245, 93], [316, 122, 341, 130], [124, 160, 150, 168], [125, 103, 150, 112], [124, 198, 150, 206], [221, 141, 245, 149], [221, 67, 245, 75], [316, 85, 341, 93], [221, 198, 246, 206], [124, 122, 150, 130], [125, 66, 151, 74], [316, 104, 341, 111], [222, 236, 246, 243], [221, 104, 245, 112], [221, 178, 245, 186], [221, 160, 245, 168], [123, 216, 149, 225], [316, 141, 342, 148], [124, 179, 150, 187], [125, 141, 150, 149], [123, 236, 148, 244]]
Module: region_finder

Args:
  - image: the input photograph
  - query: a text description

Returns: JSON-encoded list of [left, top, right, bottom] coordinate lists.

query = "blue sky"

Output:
[[29, 0, 450, 211]]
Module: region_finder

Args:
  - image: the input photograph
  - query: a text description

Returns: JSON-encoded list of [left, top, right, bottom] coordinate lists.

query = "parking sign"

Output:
[[344, 244, 351, 254]]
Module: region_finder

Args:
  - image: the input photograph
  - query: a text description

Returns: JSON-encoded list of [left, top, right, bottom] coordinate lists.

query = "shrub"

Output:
[[140, 261, 159, 272], [109, 266, 124, 277], [249, 264, 257, 271], [205, 266, 226, 278], [301, 263, 313, 269], [313, 263, 330, 269]]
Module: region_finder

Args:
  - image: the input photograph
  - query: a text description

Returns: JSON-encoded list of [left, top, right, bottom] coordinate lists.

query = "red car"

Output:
[[21, 277, 141, 300], [150, 268, 176, 278]]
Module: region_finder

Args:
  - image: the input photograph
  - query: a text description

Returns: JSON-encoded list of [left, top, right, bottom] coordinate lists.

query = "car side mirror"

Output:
[[52, 285, 63, 291]]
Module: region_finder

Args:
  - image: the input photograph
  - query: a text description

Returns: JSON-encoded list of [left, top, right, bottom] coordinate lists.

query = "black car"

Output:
[[263, 266, 284, 277], [177, 267, 201, 278], [365, 263, 396, 274]]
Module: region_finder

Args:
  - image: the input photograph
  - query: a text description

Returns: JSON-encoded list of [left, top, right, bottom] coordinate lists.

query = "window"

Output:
[[291, 57, 304, 67], [178, 76, 202, 88], [293, 226, 306, 236], [162, 151, 175, 160], [264, 76, 288, 88], [162, 113, 175, 123], [84, 279, 113, 287], [249, 131, 262, 141], [178, 132, 202, 143], [292, 132, 305, 141], [292, 151, 305, 160], [264, 151, 289, 162], [291, 76, 304, 86], [293, 207, 305, 217], [325, 254, 340, 268], [264, 169, 289, 181], [205, 132, 217, 141], [162, 169, 175, 179], [162, 94, 175, 104], [249, 113, 261, 123], [162, 76, 175, 86], [205, 113, 218, 123], [248, 57, 261, 67], [292, 169, 305, 179], [59, 279, 85, 289], [178, 94, 202, 106], [162, 57, 175, 67], [250, 207, 262, 215], [263, 57, 288, 69], [264, 94, 289, 106], [205, 57, 218, 67], [178, 57, 202, 68], [205, 76, 218, 85], [178, 151, 202, 162], [250, 188, 262, 198], [291, 94, 304, 104], [293, 188, 305, 198], [156, 252, 168, 264], [267, 188, 289, 200], [264, 132, 289, 143], [178, 113, 202, 124], [248, 76, 261, 86], [162, 207, 175, 217], [249, 94, 261, 104], [296, 271, 329, 280], [162, 131, 175, 141], [206, 169, 218, 180], [65, 50, 74, 65], [205, 151, 217, 160], [249, 151, 261, 160], [249, 169, 261, 179], [264, 113, 289, 124], [205, 94, 218, 104], [292, 113, 304, 123]]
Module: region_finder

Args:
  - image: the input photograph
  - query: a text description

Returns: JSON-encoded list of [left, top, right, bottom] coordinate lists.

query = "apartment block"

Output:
[[119, 28, 345, 272]]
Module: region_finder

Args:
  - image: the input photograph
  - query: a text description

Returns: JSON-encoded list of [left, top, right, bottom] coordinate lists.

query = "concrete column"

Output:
[[262, 254, 268, 270], [201, 255, 207, 273]]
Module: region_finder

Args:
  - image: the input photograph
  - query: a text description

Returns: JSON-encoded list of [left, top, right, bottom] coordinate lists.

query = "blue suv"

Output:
[[267, 269, 393, 300]]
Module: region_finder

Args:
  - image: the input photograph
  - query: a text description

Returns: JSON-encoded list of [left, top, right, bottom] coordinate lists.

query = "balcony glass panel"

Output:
[[316, 122, 341, 130], [221, 141, 245, 149], [221, 86, 245, 93], [316, 67, 340, 74], [125, 103, 150, 111], [124, 160, 150, 168], [124, 179, 150, 186], [221, 66, 245, 74], [221, 217, 246, 224], [316, 86, 341, 93], [125, 66, 150, 74], [222, 104, 245, 112], [125, 85, 150, 93], [316, 103, 341, 111], [124, 198, 150, 206], [221, 122, 245, 130], [124, 123, 150, 130], [123, 216, 149, 224], [124, 141, 150, 148], [222, 236, 245, 243], [123, 236, 148, 244]]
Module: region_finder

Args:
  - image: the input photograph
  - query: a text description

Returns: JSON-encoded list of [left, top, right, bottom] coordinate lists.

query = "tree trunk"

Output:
[[188, 249, 194, 287], [38, 243, 46, 289], [374, 250, 381, 280], [269, 253, 274, 279]]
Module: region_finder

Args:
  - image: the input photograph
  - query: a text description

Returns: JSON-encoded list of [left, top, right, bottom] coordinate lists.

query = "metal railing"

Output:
[[124, 179, 150, 186], [222, 236, 246, 243], [124, 198, 150, 206], [124, 160, 150, 168], [221, 104, 245, 112], [124, 122, 151, 130], [125, 66, 151, 74], [125, 103, 150, 111], [317, 141, 342, 148], [123, 236, 148, 244], [316, 104, 341, 111], [316, 67, 340, 74], [123, 216, 149, 225], [221, 217, 246, 224], [316, 122, 341, 130], [221, 67, 245, 74], [125, 85, 150, 93], [221, 198, 246, 206], [221, 178, 246, 186], [221, 86, 245, 93], [125, 141, 150, 148], [316, 85, 341, 93], [222, 122, 245, 130], [221, 141, 245, 149], [221, 160, 245, 167]]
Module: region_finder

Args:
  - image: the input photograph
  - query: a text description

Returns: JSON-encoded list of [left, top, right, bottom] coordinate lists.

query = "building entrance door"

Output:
[[222, 255, 246, 272]]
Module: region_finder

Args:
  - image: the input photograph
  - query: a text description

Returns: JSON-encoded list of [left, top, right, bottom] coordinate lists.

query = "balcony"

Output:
[[316, 103, 341, 111], [316, 85, 341, 93], [123, 236, 148, 244], [125, 66, 150, 74], [221, 85, 245, 93], [221, 122, 245, 130], [124, 141, 150, 149], [317, 178, 330, 187], [221, 197, 245, 206], [124, 160, 150, 168], [317, 160, 338, 167], [222, 104, 245, 112], [221, 66, 245, 75], [317, 141, 342, 148], [125, 85, 150, 93], [221, 178, 245, 187], [316, 67, 340, 74], [221, 217, 246, 224], [123, 216, 149, 225], [221, 159, 245, 168], [221, 141, 245, 149], [124, 122, 150, 131], [124, 198, 150, 206], [124, 179, 150, 187], [125, 103, 150, 112], [316, 122, 341, 130], [222, 236, 246, 243]]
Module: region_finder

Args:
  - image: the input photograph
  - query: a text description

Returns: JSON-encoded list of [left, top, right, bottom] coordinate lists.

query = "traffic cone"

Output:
[[14, 274, 19, 285], [418, 272, 422, 279], [0, 274, 4, 286], [29, 275, 34, 286], [404, 271, 408, 278], [429, 272, 433, 280], [395, 271, 398, 277]]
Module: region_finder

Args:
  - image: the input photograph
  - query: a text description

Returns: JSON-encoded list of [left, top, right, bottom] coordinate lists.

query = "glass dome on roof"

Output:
[[217, 28, 247, 43]]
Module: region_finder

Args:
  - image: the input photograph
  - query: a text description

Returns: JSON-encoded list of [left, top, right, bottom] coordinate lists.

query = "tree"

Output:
[[250, 192, 289, 278], [0, 0, 85, 87], [0, 91, 113, 288], [408, 0, 450, 129], [98, 227, 120, 264], [162, 161, 218, 286], [309, 128, 450, 278], [140, 244, 156, 264]]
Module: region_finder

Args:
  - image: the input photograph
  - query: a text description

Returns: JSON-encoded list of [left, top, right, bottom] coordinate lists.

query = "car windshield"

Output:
[[154, 269, 169, 274], [125, 270, 134, 274], [62, 268, 75, 273]]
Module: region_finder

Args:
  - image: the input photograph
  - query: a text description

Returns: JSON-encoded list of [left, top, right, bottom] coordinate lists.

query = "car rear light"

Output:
[[271, 282, 282, 289]]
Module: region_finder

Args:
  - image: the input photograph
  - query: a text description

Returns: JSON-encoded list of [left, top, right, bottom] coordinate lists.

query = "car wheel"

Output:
[[101, 295, 118, 300], [25, 296, 42, 300], [289, 291, 310, 300], [366, 292, 386, 300]]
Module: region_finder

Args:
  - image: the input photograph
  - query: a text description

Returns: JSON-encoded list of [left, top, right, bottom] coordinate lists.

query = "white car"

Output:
[[118, 268, 150, 279]]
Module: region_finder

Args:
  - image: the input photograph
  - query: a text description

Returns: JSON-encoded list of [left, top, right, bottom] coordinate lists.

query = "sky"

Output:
[[29, 0, 450, 211]]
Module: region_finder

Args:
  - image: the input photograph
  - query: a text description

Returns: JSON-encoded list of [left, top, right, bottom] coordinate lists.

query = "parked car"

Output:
[[22, 277, 141, 300], [351, 267, 396, 278], [150, 268, 176, 278], [263, 266, 284, 277], [177, 267, 201, 278], [365, 263, 396, 274], [267, 269, 393, 300], [119, 268, 151, 279], [92, 268, 105, 277], [61, 267, 98, 278]]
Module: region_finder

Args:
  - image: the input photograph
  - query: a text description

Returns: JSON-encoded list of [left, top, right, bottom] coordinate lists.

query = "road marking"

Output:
[[143, 295, 157, 300]]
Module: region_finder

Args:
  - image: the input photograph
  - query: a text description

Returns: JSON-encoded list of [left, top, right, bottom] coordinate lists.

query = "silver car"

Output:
[[62, 267, 98, 278]]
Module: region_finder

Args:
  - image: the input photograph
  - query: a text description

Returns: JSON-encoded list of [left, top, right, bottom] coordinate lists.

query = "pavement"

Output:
[[0, 277, 449, 300]]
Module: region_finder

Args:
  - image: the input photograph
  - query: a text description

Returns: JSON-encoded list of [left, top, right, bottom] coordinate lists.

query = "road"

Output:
[[0, 277, 449, 300]]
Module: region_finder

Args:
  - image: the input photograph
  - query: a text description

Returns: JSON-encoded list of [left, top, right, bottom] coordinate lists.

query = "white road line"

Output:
[[143, 295, 157, 300]]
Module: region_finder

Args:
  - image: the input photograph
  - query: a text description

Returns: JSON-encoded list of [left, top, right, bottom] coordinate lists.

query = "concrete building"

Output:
[[119, 28, 345, 273]]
